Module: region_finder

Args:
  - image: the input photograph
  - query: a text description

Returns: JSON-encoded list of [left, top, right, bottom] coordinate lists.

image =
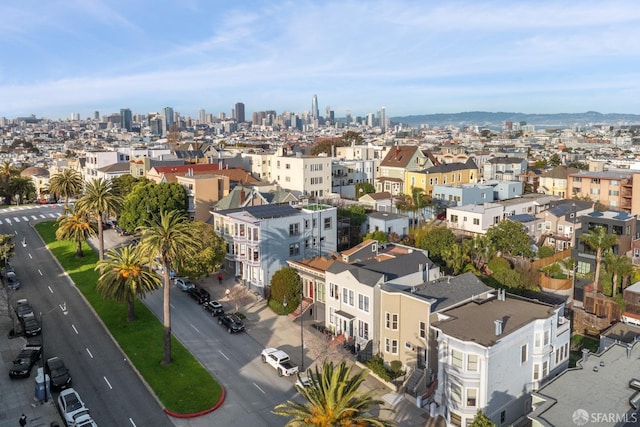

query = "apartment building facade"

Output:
[[405, 159, 478, 197]]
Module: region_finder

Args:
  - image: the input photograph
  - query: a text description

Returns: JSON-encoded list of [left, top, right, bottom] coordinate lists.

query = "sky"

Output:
[[1, 0, 640, 120]]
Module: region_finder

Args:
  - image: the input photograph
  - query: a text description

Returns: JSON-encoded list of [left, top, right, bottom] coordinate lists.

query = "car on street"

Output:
[[9, 344, 42, 378], [45, 356, 72, 391], [5, 271, 20, 289], [202, 300, 224, 317], [57, 388, 97, 427], [187, 287, 210, 304], [218, 314, 245, 333], [15, 298, 34, 320], [261, 347, 299, 377], [295, 373, 312, 389], [174, 277, 195, 292], [21, 313, 42, 337]]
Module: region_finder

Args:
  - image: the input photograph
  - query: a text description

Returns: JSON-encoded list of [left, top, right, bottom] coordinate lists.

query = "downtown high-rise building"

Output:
[[198, 108, 206, 124], [311, 94, 319, 120], [380, 107, 386, 132], [163, 106, 174, 131], [120, 108, 132, 132], [234, 102, 245, 123]]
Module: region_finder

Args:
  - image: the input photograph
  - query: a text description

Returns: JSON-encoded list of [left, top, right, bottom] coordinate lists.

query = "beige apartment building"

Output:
[[567, 170, 640, 214], [176, 174, 229, 221]]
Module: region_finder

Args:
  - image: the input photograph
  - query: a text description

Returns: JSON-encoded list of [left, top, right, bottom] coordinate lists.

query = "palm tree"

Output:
[[0, 160, 15, 184], [604, 253, 633, 298], [444, 241, 471, 275], [95, 245, 162, 321], [469, 234, 496, 272], [273, 360, 396, 427], [55, 212, 96, 258], [396, 187, 430, 228], [8, 176, 36, 205], [579, 226, 618, 294], [137, 210, 202, 365], [48, 169, 84, 212], [74, 178, 123, 261]]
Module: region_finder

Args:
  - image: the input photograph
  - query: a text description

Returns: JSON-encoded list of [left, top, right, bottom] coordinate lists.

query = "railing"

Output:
[[556, 319, 570, 336]]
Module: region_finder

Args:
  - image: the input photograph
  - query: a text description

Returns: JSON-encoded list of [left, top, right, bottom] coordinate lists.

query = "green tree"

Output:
[[118, 182, 187, 233], [55, 212, 96, 258], [273, 360, 396, 427], [549, 153, 562, 167], [270, 267, 301, 314], [579, 226, 618, 293], [8, 176, 36, 204], [47, 169, 84, 212], [415, 226, 456, 262], [363, 230, 389, 244], [443, 242, 470, 275], [0, 234, 16, 269], [537, 246, 555, 259], [396, 187, 430, 227], [75, 178, 123, 261], [470, 410, 496, 427], [604, 253, 633, 297], [355, 182, 375, 197], [95, 245, 162, 321], [112, 174, 149, 197], [178, 222, 227, 280], [340, 130, 364, 145], [137, 210, 202, 365], [486, 220, 533, 258], [468, 234, 496, 272]]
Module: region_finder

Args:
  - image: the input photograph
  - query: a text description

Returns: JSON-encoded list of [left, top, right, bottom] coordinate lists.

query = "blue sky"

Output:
[[1, 0, 640, 120]]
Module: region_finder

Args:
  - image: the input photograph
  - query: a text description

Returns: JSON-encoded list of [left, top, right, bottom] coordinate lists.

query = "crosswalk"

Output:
[[0, 212, 60, 225], [0, 205, 62, 225]]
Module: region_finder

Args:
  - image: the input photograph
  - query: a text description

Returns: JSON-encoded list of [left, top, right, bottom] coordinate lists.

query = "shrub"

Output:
[[537, 246, 555, 259], [389, 360, 405, 379], [366, 355, 392, 382]]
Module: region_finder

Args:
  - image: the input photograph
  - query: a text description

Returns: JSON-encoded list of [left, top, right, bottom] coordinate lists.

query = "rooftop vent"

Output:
[[494, 319, 503, 336]]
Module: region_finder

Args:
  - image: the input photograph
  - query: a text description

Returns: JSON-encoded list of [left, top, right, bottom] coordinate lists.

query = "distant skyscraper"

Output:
[[93, 111, 100, 120], [120, 108, 132, 132], [163, 107, 174, 131], [311, 94, 319, 120], [235, 102, 245, 123], [199, 109, 206, 124], [346, 110, 352, 124], [380, 107, 386, 132]]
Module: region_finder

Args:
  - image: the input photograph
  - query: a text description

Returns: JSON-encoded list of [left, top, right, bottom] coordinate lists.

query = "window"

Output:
[[521, 344, 528, 364], [358, 320, 369, 339], [535, 332, 541, 348], [289, 243, 300, 256], [473, 218, 480, 225], [609, 190, 619, 196], [305, 219, 310, 229], [452, 349, 463, 369], [358, 294, 370, 312], [466, 388, 477, 407], [419, 321, 427, 339], [450, 383, 462, 405], [533, 363, 540, 380], [329, 283, 339, 300], [385, 338, 398, 354], [451, 214, 459, 222], [289, 223, 300, 236], [590, 188, 600, 195], [467, 354, 478, 372], [543, 361, 549, 378], [385, 313, 398, 330], [285, 163, 290, 169], [544, 330, 550, 346], [324, 217, 332, 230], [463, 216, 467, 222], [329, 307, 335, 325], [591, 178, 601, 184]]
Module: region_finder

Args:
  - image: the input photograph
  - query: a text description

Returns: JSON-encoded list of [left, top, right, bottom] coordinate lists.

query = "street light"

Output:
[[40, 302, 68, 402]]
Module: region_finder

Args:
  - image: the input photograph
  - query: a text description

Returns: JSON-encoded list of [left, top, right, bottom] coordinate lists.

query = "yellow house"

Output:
[[405, 159, 478, 196]]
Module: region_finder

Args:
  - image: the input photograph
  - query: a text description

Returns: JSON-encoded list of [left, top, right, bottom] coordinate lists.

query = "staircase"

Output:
[[405, 367, 427, 397], [288, 297, 313, 320]]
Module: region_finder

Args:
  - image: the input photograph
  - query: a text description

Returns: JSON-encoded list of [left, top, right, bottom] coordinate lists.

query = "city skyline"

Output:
[[1, 0, 640, 120]]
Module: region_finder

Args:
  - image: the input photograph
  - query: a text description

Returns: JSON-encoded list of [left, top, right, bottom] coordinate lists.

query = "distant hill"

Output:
[[390, 111, 640, 129]]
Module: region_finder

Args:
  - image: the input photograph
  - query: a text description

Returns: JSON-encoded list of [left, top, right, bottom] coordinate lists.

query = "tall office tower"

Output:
[[345, 110, 352, 124], [380, 107, 386, 132], [93, 111, 100, 120], [199, 109, 206, 124], [234, 102, 245, 123], [219, 112, 226, 120], [120, 108, 132, 131], [366, 113, 375, 127], [311, 94, 319, 120], [163, 107, 174, 131]]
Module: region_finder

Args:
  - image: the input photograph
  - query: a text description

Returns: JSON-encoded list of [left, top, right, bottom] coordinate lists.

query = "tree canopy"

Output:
[[118, 182, 187, 233], [177, 221, 227, 279], [270, 267, 301, 312], [486, 220, 533, 258], [112, 174, 150, 196], [414, 226, 456, 262]]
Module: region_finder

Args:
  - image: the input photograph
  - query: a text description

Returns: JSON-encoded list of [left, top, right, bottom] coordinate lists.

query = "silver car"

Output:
[[5, 271, 20, 290], [174, 277, 195, 292]]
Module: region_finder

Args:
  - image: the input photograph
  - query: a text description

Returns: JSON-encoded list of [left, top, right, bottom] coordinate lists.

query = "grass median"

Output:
[[35, 221, 222, 414]]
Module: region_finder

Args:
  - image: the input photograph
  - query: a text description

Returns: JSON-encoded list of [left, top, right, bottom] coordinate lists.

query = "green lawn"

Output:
[[569, 333, 600, 368], [35, 221, 222, 414]]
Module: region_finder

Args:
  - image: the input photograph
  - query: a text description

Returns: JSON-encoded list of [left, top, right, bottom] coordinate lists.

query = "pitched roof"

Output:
[[380, 145, 422, 168], [540, 165, 579, 179]]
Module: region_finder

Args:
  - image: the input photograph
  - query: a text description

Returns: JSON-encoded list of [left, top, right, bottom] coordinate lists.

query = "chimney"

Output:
[[582, 348, 590, 363], [494, 319, 503, 336]]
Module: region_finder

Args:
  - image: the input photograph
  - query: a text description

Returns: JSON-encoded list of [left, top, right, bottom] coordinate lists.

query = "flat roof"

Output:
[[529, 342, 640, 427], [432, 295, 556, 347]]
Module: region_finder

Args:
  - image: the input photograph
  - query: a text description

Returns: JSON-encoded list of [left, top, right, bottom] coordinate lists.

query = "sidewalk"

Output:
[[199, 272, 444, 427]]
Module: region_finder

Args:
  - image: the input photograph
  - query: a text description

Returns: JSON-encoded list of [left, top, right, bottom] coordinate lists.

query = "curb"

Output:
[[164, 386, 226, 419]]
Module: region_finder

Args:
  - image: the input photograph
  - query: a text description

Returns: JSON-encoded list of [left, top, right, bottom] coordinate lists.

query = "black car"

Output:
[[9, 344, 42, 378], [21, 314, 42, 337], [45, 356, 72, 391], [15, 299, 34, 320], [202, 300, 224, 317], [218, 314, 245, 333], [187, 287, 210, 304]]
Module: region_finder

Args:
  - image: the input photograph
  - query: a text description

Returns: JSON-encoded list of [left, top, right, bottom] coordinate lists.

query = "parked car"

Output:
[[21, 313, 41, 337], [202, 300, 224, 317], [261, 347, 299, 377], [187, 287, 210, 304], [174, 277, 195, 292], [14, 299, 34, 320], [57, 388, 96, 427], [5, 271, 20, 289], [45, 356, 72, 391], [218, 314, 245, 333], [295, 373, 312, 389], [9, 344, 42, 378]]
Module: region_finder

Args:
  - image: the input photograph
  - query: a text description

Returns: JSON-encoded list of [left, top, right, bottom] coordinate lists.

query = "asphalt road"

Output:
[[0, 205, 173, 427]]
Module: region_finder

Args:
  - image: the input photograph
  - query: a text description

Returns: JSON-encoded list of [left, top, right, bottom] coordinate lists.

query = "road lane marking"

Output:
[[129, 419, 136, 427], [86, 348, 93, 358], [40, 214, 46, 218], [31, 215, 37, 220], [170, 303, 175, 309], [72, 325, 78, 334], [28, 253, 32, 259], [48, 286, 53, 294], [13, 217, 19, 222], [190, 324, 200, 333], [22, 216, 28, 221], [218, 350, 229, 360], [253, 383, 266, 394], [38, 269, 43, 275], [104, 376, 113, 389]]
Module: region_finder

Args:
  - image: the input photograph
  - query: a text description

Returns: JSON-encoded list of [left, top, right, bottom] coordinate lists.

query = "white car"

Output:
[[57, 388, 97, 427], [174, 277, 195, 292]]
